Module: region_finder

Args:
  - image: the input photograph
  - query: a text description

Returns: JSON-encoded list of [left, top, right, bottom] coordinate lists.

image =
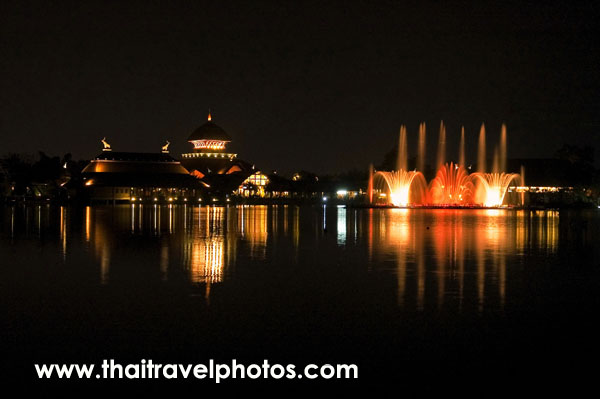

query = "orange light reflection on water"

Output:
[[368, 208, 560, 312]]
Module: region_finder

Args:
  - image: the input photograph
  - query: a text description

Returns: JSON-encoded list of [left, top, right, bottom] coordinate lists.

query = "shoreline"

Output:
[[1, 197, 596, 211]]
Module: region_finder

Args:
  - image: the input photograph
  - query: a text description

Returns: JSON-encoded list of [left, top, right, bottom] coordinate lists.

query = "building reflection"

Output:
[[184, 206, 227, 294], [337, 206, 347, 245], [160, 242, 169, 281], [83, 204, 236, 292], [238, 205, 268, 260], [89, 208, 111, 284], [60, 206, 67, 259], [292, 206, 300, 256], [85, 206, 91, 241], [515, 210, 559, 253], [189, 236, 224, 284]]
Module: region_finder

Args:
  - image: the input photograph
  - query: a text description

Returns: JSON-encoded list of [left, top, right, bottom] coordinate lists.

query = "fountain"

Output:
[[417, 122, 426, 174], [471, 172, 520, 207], [367, 164, 374, 204], [478, 123, 486, 173], [436, 121, 446, 170], [429, 162, 474, 205], [500, 124, 507, 173], [459, 126, 465, 168], [369, 122, 520, 208], [374, 170, 426, 206], [373, 125, 427, 206], [471, 123, 519, 207]]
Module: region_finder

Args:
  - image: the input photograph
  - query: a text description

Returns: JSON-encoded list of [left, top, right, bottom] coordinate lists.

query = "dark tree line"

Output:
[[0, 152, 87, 199]]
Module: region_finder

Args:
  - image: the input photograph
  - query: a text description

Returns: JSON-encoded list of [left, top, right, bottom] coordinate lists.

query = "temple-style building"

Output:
[[181, 112, 255, 196], [80, 112, 258, 202], [181, 112, 253, 175], [81, 142, 203, 203]]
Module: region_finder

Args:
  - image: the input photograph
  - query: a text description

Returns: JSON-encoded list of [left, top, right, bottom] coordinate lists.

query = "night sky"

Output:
[[2, 1, 599, 174]]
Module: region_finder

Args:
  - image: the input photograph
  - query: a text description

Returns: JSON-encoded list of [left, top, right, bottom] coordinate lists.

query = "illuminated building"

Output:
[[237, 171, 269, 197], [81, 151, 202, 203], [78, 112, 304, 202], [181, 112, 253, 176], [505, 158, 583, 206], [181, 112, 256, 197]]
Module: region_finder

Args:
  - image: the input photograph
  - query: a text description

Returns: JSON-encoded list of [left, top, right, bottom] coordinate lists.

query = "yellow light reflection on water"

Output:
[[91, 210, 111, 284], [60, 206, 67, 259], [239, 205, 268, 260], [515, 210, 559, 253], [190, 237, 224, 284], [85, 206, 91, 241]]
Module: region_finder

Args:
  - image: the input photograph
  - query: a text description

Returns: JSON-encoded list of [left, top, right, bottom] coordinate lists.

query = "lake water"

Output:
[[1, 204, 599, 389]]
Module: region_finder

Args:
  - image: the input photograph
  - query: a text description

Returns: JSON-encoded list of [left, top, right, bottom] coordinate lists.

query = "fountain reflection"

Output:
[[386, 208, 410, 306], [367, 209, 561, 312]]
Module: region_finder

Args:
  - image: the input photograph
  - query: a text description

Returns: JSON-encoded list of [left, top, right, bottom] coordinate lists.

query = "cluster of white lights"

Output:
[[182, 153, 237, 159], [132, 197, 204, 202], [508, 186, 574, 193], [192, 140, 227, 150]]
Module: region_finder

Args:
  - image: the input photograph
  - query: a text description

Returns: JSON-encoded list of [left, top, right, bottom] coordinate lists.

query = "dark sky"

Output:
[[2, 0, 599, 174]]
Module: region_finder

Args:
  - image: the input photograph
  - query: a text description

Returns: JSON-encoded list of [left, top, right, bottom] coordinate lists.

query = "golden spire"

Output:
[[208, 108, 212, 121]]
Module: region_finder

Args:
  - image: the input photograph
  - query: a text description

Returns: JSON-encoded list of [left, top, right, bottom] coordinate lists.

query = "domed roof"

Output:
[[187, 113, 232, 142]]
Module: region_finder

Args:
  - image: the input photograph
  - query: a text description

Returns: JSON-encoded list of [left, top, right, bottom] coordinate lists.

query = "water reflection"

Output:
[[337, 206, 346, 245], [0, 205, 589, 312], [363, 209, 564, 312], [238, 205, 267, 260], [189, 236, 224, 283]]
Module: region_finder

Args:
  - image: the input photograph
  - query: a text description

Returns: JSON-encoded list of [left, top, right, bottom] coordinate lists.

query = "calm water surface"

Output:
[[1, 204, 599, 387]]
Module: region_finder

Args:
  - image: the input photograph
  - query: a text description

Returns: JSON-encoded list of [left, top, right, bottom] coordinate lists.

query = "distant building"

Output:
[[81, 151, 202, 203], [181, 112, 255, 197], [80, 112, 260, 202], [182, 112, 253, 175], [506, 158, 579, 205], [78, 112, 334, 203]]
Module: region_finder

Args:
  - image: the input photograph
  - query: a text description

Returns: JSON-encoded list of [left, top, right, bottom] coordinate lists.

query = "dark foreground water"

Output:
[[1, 204, 600, 390]]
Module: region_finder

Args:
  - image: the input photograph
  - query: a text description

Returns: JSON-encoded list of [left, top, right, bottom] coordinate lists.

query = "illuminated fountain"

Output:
[[374, 169, 426, 206], [471, 172, 520, 207], [471, 123, 519, 207], [369, 122, 520, 208], [373, 125, 426, 206], [429, 162, 474, 205], [428, 123, 475, 206]]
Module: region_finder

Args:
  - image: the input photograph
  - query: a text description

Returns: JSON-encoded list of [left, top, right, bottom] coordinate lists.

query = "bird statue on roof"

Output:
[[101, 137, 112, 151], [162, 140, 170, 153]]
